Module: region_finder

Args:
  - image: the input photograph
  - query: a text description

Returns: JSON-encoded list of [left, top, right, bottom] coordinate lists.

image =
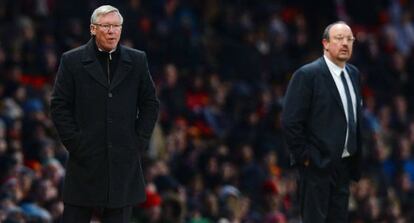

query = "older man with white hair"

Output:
[[50, 5, 159, 223]]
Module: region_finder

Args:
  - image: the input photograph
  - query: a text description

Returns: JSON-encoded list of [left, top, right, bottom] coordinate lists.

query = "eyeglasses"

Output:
[[332, 35, 355, 44], [93, 23, 122, 32]]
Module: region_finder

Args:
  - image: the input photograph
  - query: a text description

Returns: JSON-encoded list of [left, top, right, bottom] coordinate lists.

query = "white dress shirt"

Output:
[[323, 55, 357, 158]]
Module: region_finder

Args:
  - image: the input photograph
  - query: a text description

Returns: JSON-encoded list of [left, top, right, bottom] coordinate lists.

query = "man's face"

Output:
[[322, 24, 354, 65], [90, 11, 122, 51]]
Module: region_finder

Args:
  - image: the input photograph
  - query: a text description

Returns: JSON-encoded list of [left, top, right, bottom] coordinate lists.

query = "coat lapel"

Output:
[[81, 40, 134, 90], [82, 39, 109, 88], [345, 65, 362, 115], [109, 46, 132, 91], [319, 57, 346, 117]]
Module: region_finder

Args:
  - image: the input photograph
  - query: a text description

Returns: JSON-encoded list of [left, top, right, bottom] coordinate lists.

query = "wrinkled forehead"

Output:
[[330, 24, 353, 37], [96, 11, 122, 23]]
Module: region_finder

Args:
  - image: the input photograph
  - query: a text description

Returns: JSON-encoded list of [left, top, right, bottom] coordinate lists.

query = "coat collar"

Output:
[[82, 38, 132, 90]]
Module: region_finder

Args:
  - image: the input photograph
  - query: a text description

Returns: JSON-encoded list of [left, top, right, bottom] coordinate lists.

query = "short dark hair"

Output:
[[322, 21, 348, 40]]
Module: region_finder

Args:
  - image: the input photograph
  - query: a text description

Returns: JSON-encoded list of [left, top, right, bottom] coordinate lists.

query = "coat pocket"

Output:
[[131, 132, 148, 153], [62, 132, 82, 153]]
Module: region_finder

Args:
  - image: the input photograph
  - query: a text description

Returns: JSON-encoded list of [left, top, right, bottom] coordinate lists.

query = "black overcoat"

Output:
[[50, 39, 159, 208]]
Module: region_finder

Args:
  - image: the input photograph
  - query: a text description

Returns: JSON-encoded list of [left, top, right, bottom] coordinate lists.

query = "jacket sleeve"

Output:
[[281, 69, 314, 166], [50, 54, 81, 152], [135, 52, 160, 150]]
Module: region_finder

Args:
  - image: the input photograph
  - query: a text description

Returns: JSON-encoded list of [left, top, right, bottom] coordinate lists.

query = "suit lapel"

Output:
[[346, 65, 363, 115], [319, 57, 346, 117], [109, 46, 132, 91], [82, 39, 109, 88]]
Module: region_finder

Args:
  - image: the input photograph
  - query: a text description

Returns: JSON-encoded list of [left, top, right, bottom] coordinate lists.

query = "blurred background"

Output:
[[1, 0, 414, 222]]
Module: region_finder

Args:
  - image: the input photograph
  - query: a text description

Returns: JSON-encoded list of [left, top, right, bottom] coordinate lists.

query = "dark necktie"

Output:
[[340, 71, 357, 155]]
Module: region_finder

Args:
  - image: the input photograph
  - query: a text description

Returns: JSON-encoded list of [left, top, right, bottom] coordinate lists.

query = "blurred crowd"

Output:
[[1, 0, 414, 222]]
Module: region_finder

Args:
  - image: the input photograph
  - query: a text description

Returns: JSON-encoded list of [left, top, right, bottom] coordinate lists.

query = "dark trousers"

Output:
[[299, 158, 352, 223], [61, 204, 132, 223]]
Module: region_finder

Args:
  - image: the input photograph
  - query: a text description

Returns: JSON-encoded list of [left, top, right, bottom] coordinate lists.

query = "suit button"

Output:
[[108, 143, 112, 148], [108, 92, 113, 98]]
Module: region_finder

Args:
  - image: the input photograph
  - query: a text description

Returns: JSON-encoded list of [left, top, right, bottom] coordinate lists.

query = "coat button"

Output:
[[108, 92, 113, 98], [108, 144, 113, 148]]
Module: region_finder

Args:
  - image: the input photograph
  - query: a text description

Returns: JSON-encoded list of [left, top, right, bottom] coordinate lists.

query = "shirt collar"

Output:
[[324, 55, 345, 77], [97, 46, 116, 54]]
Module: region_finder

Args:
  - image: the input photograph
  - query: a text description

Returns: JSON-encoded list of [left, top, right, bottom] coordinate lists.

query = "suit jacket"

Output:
[[50, 39, 159, 207], [282, 57, 362, 181]]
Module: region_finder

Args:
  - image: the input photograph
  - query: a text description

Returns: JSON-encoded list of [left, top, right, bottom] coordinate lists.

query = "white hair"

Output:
[[90, 5, 123, 24]]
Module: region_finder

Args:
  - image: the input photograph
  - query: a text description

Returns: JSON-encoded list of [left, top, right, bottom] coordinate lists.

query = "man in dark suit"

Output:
[[282, 21, 362, 223], [50, 5, 159, 223]]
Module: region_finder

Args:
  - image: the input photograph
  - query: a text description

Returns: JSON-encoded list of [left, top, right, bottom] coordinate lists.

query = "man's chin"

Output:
[[103, 44, 117, 51], [338, 55, 350, 61]]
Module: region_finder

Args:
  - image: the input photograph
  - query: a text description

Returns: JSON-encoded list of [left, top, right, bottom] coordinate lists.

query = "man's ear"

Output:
[[90, 25, 96, 36], [322, 39, 329, 51]]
